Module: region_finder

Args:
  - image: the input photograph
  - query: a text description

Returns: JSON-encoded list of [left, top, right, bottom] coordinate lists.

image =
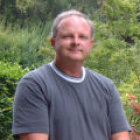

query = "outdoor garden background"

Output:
[[0, 0, 140, 140]]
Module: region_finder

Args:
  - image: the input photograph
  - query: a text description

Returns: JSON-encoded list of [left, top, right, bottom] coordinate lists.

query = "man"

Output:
[[12, 10, 131, 140]]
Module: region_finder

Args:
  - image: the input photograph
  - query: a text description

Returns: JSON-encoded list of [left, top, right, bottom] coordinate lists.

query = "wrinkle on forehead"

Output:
[[57, 15, 90, 31]]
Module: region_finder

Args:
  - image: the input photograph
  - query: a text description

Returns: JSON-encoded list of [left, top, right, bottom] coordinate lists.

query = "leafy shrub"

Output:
[[119, 72, 140, 139], [86, 0, 140, 85], [0, 61, 29, 140]]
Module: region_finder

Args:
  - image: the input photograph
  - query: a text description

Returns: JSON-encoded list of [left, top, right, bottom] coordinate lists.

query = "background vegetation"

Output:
[[0, 0, 140, 139]]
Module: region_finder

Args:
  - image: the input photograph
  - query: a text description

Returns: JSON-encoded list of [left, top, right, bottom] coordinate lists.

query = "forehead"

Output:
[[57, 15, 90, 30]]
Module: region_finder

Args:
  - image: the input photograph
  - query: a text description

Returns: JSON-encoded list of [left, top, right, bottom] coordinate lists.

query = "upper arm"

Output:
[[111, 131, 130, 140], [20, 133, 49, 140], [12, 75, 49, 136], [109, 83, 131, 133]]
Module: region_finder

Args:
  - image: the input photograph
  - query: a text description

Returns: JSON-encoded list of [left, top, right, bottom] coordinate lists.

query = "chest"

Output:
[[47, 80, 109, 124]]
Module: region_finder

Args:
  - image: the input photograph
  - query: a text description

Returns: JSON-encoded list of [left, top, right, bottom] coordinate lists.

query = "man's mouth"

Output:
[[69, 48, 82, 53]]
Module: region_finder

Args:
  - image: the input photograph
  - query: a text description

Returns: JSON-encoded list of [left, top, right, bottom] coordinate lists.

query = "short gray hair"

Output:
[[51, 9, 95, 39]]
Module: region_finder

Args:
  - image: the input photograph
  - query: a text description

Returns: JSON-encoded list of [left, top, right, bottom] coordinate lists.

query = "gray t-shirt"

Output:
[[12, 63, 131, 140]]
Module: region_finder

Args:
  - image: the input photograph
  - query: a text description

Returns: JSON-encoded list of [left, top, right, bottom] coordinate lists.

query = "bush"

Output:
[[119, 72, 140, 138], [85, 0, 140, 85], [0, 61, 29, 140]]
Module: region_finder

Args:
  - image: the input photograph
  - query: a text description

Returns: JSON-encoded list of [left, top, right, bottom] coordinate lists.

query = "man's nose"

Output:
[[72, 36, 80, 45]]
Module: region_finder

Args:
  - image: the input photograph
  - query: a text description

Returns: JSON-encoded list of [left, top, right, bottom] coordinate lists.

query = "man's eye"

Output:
[[62, 35, 72, 39], [80, 35, 88, 40]]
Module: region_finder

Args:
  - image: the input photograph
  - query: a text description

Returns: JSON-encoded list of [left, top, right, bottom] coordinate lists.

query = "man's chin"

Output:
[[67, 56, 85, 62]]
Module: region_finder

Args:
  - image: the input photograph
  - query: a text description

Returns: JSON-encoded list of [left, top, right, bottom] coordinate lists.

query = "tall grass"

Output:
[[0, 21, 55, 68]]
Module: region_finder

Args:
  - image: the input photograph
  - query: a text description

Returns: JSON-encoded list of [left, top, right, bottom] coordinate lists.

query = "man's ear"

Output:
[[91, 40, 94, 46], [50, 38, 55, 47]]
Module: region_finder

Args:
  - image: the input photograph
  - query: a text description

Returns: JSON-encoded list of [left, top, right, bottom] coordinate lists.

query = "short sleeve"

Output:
[[12, 75, 49, 136], [109, 83, 132, 134]]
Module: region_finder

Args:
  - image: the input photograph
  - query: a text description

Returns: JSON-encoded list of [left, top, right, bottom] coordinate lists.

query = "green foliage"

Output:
[[86, 0, 140, 85], [0, 0, 102, 27], [119, 72, 140, 136], [0, 61, 29, 140], [0, 21, 54, 68], [39, 36, 55, 65], [103, 0, 140, 39], [16, 0, 36, 13]]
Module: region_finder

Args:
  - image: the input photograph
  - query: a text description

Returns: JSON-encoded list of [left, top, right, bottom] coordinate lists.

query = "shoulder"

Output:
[[86, 68, 116, 97], [15, 64, 51, 99], [20, 63, 50, 84], [15, 64, 53, 95], [86, 68, 114, 86]]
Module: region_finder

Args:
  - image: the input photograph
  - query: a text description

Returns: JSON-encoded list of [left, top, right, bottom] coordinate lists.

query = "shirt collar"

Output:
[[49, 61, 86, 83]]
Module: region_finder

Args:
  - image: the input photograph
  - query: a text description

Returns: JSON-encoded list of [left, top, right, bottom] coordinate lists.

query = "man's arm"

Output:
[[20, 133, 49, 140], [111, 131, 130, 140]]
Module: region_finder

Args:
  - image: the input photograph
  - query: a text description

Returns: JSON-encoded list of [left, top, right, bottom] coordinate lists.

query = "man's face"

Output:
[[51, 15, 94, 63]]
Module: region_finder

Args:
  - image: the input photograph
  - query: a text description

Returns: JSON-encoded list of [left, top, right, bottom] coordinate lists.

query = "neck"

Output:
[[54, 59, 83, 78]]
